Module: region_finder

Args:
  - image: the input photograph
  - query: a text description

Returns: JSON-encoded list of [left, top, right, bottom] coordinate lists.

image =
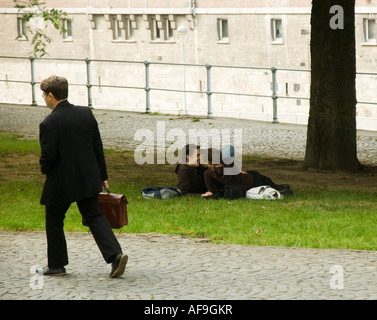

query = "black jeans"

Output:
[[45, 195, 122, 268], [246, 171, 280, 189]]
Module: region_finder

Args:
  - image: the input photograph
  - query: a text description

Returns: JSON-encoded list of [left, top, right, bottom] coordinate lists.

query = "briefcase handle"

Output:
[[103, 186, 110, 194]]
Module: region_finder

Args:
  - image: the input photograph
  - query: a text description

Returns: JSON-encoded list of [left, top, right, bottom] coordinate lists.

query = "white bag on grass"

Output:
[[245, 185, 283, 200]]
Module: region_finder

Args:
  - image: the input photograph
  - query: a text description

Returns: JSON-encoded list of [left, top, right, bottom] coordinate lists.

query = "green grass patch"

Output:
[[1, 130, 377, 250], [0, 131, 40, 154]]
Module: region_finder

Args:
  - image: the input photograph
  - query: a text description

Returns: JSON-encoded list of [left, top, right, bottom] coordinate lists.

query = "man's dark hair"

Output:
[[178, 144, 199, 164], [40, 75, 68, 100]]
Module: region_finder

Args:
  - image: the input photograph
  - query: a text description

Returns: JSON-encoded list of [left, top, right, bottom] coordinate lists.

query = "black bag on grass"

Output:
[[223, 183, 246, 200]]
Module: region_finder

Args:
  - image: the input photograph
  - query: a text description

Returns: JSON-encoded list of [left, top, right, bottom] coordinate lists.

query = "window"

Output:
[[164, 18, 173, 41], [112, 17, 122, 40], [150, 17, 161, 41], [271, 19, 283, 43], [110, 16, 135, 42], [17, 17, 27, 40], [217, 19, 228, 42], [150, 16, 174, 42], [364, 19, 376, 44], [62, 19, 73, 40], [124, 18, 135, 40]]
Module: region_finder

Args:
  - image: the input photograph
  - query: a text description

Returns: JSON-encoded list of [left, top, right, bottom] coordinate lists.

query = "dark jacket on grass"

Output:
[[204, 166, 255, 195], [175, 164, 207, 195], [39, 100, 108, 206]]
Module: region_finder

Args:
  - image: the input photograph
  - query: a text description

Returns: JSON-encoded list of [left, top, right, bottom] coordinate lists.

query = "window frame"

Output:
[[271, 18, 283, 44], [150, 17, 161, 41], [112, 16, 122, 41], [164, 18, 173, 41], [364, 18, 377, 44], [217, 18, 229, 43], [17, 17, 27, 40], [62, 19, 73, 41], [124, 17, 135, 41], [150, 16, 174, 42]]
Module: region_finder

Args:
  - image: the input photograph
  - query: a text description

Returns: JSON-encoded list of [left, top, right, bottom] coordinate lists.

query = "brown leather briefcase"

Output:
[[82, 188, 128, 229]]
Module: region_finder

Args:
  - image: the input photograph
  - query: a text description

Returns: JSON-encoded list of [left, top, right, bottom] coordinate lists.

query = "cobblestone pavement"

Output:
[[1, 231, 377, 300], [1, 103, 377, 301]]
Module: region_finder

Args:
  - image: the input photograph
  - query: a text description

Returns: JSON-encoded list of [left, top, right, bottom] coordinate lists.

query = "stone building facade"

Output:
[[0, 0, 376, 128]]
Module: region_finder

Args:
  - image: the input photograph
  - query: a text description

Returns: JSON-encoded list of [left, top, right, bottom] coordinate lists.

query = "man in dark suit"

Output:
[[38, 75, 127, 278]]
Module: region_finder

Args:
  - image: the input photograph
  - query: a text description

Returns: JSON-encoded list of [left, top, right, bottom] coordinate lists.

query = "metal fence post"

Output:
[[29, 56, 37, 106], [85, 58, 92, 107], [206, 63, 213, 118], [144, 60, 151, 113], [271, 67, 279, 123]]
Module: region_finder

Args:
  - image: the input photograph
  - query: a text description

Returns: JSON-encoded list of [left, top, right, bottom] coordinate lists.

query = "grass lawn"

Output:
[[1, 130, 377, 250]]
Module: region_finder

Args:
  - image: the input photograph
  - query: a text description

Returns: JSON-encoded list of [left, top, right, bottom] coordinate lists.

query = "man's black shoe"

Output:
[[280, 189, 293, 196], [109, 253, 128, 278], [276, 184, 291, 191], [39, 266, 66, 276]]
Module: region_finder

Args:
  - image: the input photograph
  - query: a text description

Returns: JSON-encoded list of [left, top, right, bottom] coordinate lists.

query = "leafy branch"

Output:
[[14, 0, 67, 57]]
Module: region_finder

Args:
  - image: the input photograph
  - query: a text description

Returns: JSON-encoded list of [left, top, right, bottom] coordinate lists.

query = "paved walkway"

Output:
[[1, 231, 377, 300], [1, 103, 377, 301]]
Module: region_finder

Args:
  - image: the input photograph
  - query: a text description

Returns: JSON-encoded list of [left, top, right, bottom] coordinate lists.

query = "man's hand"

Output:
[[102, 180, 109, 191]]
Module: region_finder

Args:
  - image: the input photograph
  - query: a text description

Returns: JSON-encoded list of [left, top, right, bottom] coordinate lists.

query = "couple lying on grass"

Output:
[[175, 144, 292, 199]]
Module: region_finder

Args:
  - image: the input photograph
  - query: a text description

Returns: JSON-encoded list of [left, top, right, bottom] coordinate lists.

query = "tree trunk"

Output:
[[304, 0, 360, 171]]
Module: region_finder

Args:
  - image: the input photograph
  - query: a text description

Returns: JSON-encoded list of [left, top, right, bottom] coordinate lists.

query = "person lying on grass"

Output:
[[201, 147, 292, 199], [175, 144, 208, 195]]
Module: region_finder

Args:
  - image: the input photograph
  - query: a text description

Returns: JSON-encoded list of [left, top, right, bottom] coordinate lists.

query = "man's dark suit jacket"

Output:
[[39, 100, 108, 206]]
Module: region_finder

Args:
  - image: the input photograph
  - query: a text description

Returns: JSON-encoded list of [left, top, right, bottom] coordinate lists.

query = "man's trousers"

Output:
[[45, 195, 122, 268]]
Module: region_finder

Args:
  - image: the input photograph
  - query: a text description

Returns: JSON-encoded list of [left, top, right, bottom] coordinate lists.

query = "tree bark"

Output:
[[304, 0, 360, 171]]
